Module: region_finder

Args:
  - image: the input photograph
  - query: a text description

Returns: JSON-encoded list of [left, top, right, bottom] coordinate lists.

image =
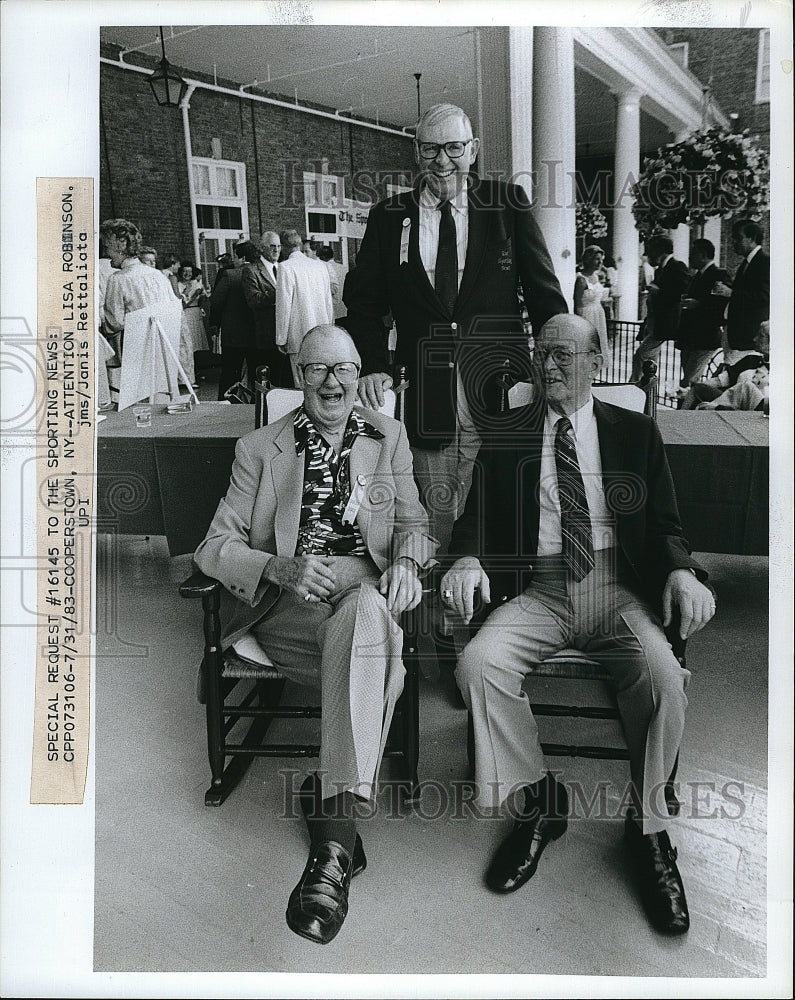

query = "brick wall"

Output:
[[99, 50, 414, 265]]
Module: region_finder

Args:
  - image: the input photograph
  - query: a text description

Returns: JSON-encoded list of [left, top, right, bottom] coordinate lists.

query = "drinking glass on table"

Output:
[[133, 404, 152, 428]]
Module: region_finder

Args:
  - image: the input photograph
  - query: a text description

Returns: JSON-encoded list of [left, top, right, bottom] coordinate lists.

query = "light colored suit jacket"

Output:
[[275, 250, 334, 354], [194, 407, 437, 649]]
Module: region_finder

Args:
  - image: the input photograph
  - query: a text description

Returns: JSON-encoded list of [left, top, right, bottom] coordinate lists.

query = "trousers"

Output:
[[455, 549, 689, 834], [250, 556, 405, 802]]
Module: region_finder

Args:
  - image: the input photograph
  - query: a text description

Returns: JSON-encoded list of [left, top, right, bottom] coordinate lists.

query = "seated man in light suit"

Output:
[[441, 314, 716, 936], [194, 325, 437, 945]]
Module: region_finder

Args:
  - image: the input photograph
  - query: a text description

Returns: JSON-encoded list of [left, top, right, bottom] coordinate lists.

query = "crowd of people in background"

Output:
[[97, 218, 350, 409], [98, 209, 768, 418]]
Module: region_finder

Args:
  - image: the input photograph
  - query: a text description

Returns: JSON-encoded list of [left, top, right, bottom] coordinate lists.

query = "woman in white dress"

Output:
[[574, 244, 608, 357], [177, 263, 208, 388]]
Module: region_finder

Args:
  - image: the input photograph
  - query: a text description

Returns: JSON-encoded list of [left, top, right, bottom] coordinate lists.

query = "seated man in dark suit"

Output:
[[441, 314, 715, 936], [195, 326, 437, 944]]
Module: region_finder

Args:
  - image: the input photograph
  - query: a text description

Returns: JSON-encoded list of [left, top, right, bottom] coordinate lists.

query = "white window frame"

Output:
[[191, 157, 249, 235], [755, 28, 770, 104]]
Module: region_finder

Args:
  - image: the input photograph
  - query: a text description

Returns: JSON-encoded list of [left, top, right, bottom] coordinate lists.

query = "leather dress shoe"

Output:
[[485, 778, 569, 893], [625, 819, 690, 935], [286, 840, 354, 944], [299, 786, 366, 877]]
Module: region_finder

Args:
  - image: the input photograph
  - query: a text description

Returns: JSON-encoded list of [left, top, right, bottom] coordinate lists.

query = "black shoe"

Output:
[[285, 840, 354, 945], [298, 780, 366, 877], [624, 819, 690, 935], [485, 776, 568, 893]]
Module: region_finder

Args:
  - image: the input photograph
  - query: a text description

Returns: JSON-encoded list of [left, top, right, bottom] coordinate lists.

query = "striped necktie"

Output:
[[434, 199, 458, 314], [554, 416, 595, 581]]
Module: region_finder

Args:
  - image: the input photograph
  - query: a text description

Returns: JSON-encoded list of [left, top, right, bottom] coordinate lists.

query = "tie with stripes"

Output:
[[554, 416, 595, 581]]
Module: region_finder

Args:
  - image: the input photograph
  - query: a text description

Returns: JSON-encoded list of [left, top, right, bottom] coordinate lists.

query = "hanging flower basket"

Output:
[[631, 127, 769, 240], [575, 201, 608, 241]]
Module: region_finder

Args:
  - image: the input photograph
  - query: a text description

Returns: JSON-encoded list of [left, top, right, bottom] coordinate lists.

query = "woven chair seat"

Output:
[[222, 634, 283, 680], [530, 651, 613, 681]]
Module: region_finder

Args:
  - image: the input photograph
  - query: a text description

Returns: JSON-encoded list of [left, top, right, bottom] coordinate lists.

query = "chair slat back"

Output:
[[507, 381, 647, 414]]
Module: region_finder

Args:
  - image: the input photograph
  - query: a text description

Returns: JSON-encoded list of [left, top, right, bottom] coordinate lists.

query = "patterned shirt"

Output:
[[293, 407, 384, 556]]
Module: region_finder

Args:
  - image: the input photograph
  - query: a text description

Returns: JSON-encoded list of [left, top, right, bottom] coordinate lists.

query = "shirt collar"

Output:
[[293, 406, 384, 454], [745, 245, 761, 263], [419, 182, 468, 217], [120, 257, 141, 270], [544, 395, 595, 438]]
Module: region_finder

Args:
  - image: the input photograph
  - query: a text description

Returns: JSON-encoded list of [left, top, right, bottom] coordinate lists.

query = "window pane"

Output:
[[215, 167, 237, 198], [196, 204, 215, 228], [218, 206, 243, 230], [193, 164, 211, 196]]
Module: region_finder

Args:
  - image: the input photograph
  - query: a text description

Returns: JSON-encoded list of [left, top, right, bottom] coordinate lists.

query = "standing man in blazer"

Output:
[[712, 219, 770, 363], [241, 232, 292, 387], [195, 325, 437, 945], [211, 243, 257, 398], [275, 229, 334, 385], [441, 314, 715, 936], [343, 103, 568, 554], [675, 237, 733, 390], [631, 234, 691, 382]]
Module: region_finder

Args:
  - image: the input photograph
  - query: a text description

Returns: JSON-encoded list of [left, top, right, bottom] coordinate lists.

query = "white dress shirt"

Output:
[[418, 183, 468, 291], [537, 396, 616, 555]]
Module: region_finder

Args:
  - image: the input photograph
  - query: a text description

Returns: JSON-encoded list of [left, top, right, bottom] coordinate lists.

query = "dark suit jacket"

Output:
[[726, 249, 770, 351], [676, 262, 732, 351], [242, 260, 277, 351], [645, 257, 690, 341], [342, 177, 567, 448], [210, 267, 255, 350], [449, 398, 707, 610]]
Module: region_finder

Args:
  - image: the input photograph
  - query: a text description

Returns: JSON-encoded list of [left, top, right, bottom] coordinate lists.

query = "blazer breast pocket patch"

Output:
[[497, 245, 513, 271]]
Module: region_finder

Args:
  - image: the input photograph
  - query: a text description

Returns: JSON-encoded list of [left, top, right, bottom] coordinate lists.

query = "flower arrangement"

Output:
[[632, 127, 769, 239], [575, 201, 609, 241]]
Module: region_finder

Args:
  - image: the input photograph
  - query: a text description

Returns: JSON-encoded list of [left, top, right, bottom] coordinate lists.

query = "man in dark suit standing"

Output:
[[631, 234, 690, 382], [211, 244, 257, 399], [441, 313, 715, 936], [241, 232, 292, 387], [676, 237, 732, 390], [343, 103, 567, 553], [712, 219, 770, 363]]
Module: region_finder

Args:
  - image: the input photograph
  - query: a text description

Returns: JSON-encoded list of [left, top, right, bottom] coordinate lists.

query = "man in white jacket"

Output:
[[275, 229, 334, 385]]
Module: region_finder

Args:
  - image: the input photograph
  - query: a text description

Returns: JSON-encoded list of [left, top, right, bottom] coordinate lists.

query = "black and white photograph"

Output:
[[1, 1, 792, 997]]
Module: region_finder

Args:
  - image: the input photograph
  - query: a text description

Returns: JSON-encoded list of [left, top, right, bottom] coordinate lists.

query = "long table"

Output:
[[96, 403, 769, 557]]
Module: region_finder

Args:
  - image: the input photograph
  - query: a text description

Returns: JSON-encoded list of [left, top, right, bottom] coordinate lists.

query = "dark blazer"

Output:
[[342, 177, 568, 449], [210, 267, 255, 350], [676, 262, 732, 351], [449, 398, 707, 610], [645, 257, 690, 341], [726, 249, 770, 351], [242, 260, 277, 351]]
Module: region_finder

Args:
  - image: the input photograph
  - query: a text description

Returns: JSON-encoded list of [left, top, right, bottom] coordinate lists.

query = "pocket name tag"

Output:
[[342, 474, 367, 525]]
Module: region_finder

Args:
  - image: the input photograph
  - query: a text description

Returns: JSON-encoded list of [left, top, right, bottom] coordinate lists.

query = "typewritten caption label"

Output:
[[31, 178, 95, 804]]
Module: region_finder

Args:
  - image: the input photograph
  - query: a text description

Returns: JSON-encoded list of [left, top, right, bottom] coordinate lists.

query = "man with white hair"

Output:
[[343, 102, 567, 554], [275, 229, 334, 385], [194, 325, 437, 945], [442, 313, 716, 937]]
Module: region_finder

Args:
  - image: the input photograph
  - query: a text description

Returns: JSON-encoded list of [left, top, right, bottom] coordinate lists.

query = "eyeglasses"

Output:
[[533, 346, 597, 367], [300, 362, 361, 386], [416, 139, 472, 160]]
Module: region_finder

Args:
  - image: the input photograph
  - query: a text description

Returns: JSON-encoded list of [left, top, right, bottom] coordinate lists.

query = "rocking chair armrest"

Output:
[[179, 570, 222, 600]]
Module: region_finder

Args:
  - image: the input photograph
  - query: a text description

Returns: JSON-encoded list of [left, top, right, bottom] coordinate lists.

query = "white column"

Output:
[[612, 87, 642, 321], [703, 216, 722, 256], [532, 27, 577, 310], [670, 127, 692, 264]]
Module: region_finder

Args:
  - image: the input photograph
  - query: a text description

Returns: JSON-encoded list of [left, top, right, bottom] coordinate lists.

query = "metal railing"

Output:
[[603, 320, 685, 409]]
